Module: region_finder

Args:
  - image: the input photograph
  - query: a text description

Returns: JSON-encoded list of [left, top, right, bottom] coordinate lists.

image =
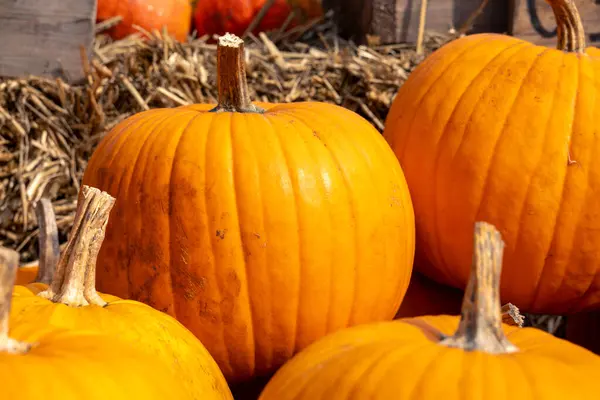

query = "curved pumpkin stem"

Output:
[[34, 198, 60, 285], [439, 221, 519, 354], [38, 186, 115, 307], [546, 0, 586, 53], [0, 247, 31, 354], [211, 33, 264, 114]]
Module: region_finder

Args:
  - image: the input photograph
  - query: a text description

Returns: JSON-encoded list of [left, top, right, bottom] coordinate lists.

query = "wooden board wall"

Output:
[[323, 0, 510, 44], [0, 0, 96, 82], [511, 0, 600, 46]]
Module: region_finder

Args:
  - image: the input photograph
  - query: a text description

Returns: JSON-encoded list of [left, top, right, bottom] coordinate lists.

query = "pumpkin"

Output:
[[10, 186, 233, 400], [14, 198, 58, 286], [97, 0, 191, 41], [383, 0, 600, 314], [259, 222, 600, 399], [81, 33, 415, 382], [566, 311, 600, 355], [0, 247, 192, 400], [193, 0, 322, 38]]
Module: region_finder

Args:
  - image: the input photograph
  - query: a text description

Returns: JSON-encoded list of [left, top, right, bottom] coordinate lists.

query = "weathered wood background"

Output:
[[511, 0, 600, 46], [0, 0, 96, 82], [323, 0, 510, 44]]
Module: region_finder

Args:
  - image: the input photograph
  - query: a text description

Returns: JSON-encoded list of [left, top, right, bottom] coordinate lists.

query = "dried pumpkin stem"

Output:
[[211, 33, 264, 114], [0, 247, 31, 354], [34, 198, 60, 285], [546, 0, 586, 53], [38, 186, 115, 307], [440, 221, 518, 354]]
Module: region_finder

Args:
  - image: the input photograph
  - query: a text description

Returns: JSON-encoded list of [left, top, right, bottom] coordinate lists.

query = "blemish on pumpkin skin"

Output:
[[216, 229, 227, 239]]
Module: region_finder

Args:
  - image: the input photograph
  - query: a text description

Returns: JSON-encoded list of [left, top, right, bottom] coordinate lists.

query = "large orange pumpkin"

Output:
[[193, 0, 322, 38], [82, 33, 415, 382], [383, 0, 600, 314], [97, 0, 191, 41], [259, 222, 600, 400]]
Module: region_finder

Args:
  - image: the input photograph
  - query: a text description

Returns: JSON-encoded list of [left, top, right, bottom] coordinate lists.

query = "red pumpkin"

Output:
[[97, 0, 192, 41], [193, 0, 322, 38]]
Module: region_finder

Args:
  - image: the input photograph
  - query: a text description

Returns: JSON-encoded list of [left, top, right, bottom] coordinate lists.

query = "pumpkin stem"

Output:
[[210, 33, 265, 114], [38, 186, 115, 307], [546, 0, 586, 53], [0, 247, 31, 354], [33, 198, 59, 285], [439, 221, 519, 354]]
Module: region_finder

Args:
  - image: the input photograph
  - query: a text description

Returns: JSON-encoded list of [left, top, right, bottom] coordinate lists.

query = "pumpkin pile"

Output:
[[5, 0, 600, 398], [96, 0, 323, 42]]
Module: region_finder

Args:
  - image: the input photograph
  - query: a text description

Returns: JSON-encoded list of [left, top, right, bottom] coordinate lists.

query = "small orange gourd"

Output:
[[10, 186, 233, 400], [383, 0, 600, 314], [81, 33, 415, 383], [259, 222, 600, 399]]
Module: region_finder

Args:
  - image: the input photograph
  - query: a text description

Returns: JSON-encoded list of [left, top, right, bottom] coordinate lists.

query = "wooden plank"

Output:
[[511, 0, 600, 46], [322, 0, 509, 45], [0, 0, 96, 82]]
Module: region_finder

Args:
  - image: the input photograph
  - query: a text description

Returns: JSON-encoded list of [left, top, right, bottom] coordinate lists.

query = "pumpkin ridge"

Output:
[[87, 111, 158, 191], [261, 114, 305, 355], [278, 110, 351, 333], [204, 112, 236, 376], [274, 108, 358, 330], [123, 112, 188, 302], [382, 35, 493, 153], [90, 111, 177, 299], [402, 344, 449, 399], [302, 108, 394, 323], [428, 41, 533, 284], [283, 111, 338, 335], [164, 112, 208, 322], [541, 55, 597, 312], [464, 46, 554, 272], [510, 51, 567, 309], [229, 113, 257, 376], [393, 35, 499, 161]]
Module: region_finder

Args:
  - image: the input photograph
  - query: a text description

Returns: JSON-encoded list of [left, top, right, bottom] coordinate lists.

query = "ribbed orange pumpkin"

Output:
[[82, 33, 415, 383], [97, 0, 191, 41], [383, 0, 600, 314], [259, 222, 600, 400]]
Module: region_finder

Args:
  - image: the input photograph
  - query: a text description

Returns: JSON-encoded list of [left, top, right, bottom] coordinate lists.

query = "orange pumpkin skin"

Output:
[[15, 265, 38, 286], [383, 32, 600, 314], [193, 0, 321, 38], [258, 315, 600, 399], [82, 102, 415, 382], [97, 0, 191, 41]]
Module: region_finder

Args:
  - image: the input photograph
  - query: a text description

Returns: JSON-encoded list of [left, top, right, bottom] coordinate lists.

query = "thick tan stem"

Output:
[[210, 33, 264, 114], [38, 186, 115, 307], [0, 247, 31, 354], [34, 198, 59, 285], [546, 0, 586, 53], [439, 221, 518, 354]]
